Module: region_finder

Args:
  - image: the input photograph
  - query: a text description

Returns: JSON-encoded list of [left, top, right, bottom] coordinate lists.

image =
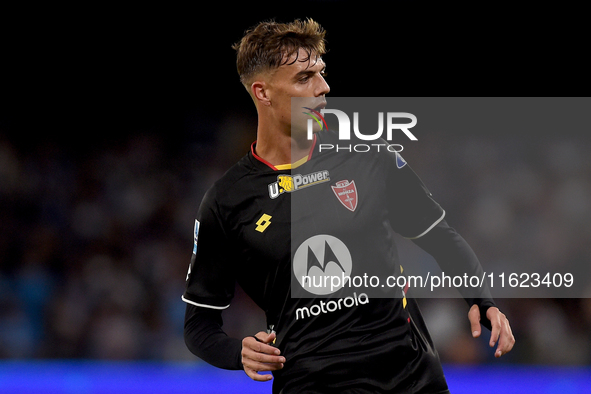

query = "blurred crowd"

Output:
[[1, 111, 590, 366]]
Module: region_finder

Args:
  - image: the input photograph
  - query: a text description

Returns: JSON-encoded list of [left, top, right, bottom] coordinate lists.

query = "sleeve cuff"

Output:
[[181, 295, 230, 310], [403, 209, 446, 240]]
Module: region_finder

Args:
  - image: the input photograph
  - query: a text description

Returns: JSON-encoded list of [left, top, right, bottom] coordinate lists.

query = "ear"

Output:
[[251, 80, 271, 106]]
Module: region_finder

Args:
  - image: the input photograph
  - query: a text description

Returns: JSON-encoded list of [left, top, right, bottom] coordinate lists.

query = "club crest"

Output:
[[331, 180, 358, 212]]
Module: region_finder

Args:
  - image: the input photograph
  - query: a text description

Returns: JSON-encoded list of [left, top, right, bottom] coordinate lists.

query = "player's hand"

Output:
[[241, 331, 285, 382], [468, 305, 515, 358]]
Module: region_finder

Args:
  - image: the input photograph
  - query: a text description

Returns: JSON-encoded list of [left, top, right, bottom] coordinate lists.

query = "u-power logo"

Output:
[[304, 107, 417, 153]]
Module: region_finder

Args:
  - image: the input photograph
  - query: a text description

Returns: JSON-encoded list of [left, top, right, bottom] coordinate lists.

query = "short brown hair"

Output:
[[232, 18, 327, 87]]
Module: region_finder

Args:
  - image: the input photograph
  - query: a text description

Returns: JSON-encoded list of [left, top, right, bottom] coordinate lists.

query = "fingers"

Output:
[[244, 367, 274, 382], [242, 344, 285, 364], [486, 307, 516, 358], [255, 331, 276, 344], [468, 304, 482, 338], [469, 306, 516, 358], [246, 334, 280, 357], [494, 317, 515, 357], [242, 332, 285, 381], [489, 320, 501, 352]]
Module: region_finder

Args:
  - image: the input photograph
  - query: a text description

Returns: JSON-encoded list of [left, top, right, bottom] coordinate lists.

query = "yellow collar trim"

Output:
[[274, 155, 309, 170]]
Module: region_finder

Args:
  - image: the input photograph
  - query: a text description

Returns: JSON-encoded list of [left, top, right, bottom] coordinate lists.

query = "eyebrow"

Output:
[[294, 62, 326, 79]]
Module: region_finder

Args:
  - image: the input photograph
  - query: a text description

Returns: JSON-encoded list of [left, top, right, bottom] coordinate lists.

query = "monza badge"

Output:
[[331, 180, 358, 212]]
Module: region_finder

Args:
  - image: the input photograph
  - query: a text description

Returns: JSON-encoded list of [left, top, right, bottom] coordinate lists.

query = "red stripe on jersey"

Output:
[[250, 141, 277, 170], [251, 134, 318, 170]]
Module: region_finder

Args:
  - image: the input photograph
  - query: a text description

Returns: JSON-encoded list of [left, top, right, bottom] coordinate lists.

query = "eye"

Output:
[[298, 75, 312, 83]]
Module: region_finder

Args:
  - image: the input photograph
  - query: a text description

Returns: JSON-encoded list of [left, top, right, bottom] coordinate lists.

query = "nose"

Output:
[[316, 75, 330, 97]]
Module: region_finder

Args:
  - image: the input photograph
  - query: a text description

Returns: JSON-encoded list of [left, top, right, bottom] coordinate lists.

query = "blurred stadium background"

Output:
[[1, 2, 590, 393]]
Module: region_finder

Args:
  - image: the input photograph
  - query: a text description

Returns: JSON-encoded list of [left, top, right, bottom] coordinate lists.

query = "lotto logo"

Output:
[[255, 214, 272, 233]]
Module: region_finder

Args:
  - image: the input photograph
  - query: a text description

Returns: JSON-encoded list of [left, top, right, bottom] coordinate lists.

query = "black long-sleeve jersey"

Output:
[[183, 129, 494, 393]]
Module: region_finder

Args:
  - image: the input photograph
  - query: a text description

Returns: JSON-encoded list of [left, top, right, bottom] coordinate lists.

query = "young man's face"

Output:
[[265, 48, 330, 138]]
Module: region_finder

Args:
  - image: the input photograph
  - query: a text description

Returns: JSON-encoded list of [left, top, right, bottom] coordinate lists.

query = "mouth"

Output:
[[303, 101, 326, 114], [312, 101, 326, 112]]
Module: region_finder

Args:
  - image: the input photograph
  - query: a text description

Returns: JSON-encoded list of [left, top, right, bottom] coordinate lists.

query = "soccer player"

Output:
[[183, 19, 514, 393]]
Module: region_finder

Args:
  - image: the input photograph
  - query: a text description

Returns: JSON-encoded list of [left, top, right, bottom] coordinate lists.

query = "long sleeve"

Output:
[[184, 304, 243, 370], [411, 219, 496, 331], [182, 185, 242, 369]]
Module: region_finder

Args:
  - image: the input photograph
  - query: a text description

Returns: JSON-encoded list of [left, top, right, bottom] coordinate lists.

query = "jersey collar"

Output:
[[250, 134, 317, 171]]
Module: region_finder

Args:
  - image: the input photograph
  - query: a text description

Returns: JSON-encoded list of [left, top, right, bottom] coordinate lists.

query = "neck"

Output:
[[255, 116, 313, 166]]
